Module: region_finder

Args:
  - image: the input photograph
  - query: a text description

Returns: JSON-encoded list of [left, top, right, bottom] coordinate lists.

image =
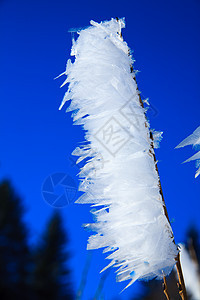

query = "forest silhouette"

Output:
[[0, 180, 73, 300], [0, 179, 199, 300]]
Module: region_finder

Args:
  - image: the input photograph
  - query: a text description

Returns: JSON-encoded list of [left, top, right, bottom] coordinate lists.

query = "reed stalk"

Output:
[[117, 17, 188, 298]]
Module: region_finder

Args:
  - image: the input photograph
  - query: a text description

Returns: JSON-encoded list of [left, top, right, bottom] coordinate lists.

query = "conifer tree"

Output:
[[0, 180, 30, 299], [30, 211, 73, 300]]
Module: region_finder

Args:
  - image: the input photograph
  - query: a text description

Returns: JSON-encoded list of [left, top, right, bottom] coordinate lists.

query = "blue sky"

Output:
[[0, 0, 200, 299]]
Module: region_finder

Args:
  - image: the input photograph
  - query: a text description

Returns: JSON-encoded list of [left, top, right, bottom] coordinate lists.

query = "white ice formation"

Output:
[[176, 126, 200, 178], [59, 18, 178, 289]]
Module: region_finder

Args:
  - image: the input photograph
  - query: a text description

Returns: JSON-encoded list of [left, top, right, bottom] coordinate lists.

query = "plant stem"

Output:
[[163, 275, 170, 300]]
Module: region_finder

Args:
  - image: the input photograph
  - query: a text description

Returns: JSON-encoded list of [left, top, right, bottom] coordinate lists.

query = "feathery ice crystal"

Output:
[[176, 126, 200, 178], [59, 18, 178, 289]]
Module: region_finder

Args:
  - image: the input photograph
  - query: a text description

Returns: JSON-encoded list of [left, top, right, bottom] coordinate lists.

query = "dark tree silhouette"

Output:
[[0, 180, 30, 299], [30, 211, 74, 300]]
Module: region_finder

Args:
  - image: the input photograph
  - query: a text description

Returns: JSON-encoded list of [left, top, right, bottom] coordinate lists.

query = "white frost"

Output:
[[179, 244, 200, 300], [152, 130, 163, 149], [176, 126, 200, 178], [176, 126, 200, 148], [60, 18, 178, 289]]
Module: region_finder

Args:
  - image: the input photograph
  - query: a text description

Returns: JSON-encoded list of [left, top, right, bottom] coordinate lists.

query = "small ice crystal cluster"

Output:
[[176, 126, 200, 178], [59, 18, 178, 289]]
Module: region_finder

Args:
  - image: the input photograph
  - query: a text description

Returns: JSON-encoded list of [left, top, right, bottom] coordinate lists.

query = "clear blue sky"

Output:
[[0, 0, 200, 299]]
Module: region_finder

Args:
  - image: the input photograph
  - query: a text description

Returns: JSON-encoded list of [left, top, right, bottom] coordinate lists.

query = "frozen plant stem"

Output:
[[149, 123, 187, 299], [136, 60, 187, 300], [125, 22, 187, 299], [60, 18, 183, 292], [149, 136, 187, 299]]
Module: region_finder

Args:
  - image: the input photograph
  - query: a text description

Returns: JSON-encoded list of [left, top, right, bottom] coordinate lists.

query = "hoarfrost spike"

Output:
[[176, 126, 200, 178]]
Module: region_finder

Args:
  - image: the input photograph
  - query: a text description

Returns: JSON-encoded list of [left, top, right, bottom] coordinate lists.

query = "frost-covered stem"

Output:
[[150, 131, 187, 299], [65, 18, 182, 291], [163, 275, 170, 300], [175, 253, 188, 300], [138, 82, 187, 300], [133, 75, 171, 224], [131, 54, 187, 300]]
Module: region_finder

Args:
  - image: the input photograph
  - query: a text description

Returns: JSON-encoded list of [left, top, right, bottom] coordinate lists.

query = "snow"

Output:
[[59, 18, 178, 289], [176, 126, 200, 178]]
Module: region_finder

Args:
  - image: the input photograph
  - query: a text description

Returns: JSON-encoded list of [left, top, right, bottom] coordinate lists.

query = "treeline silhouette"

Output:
[[0, 180, 74, 300], [1, 179, 199, 300]]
